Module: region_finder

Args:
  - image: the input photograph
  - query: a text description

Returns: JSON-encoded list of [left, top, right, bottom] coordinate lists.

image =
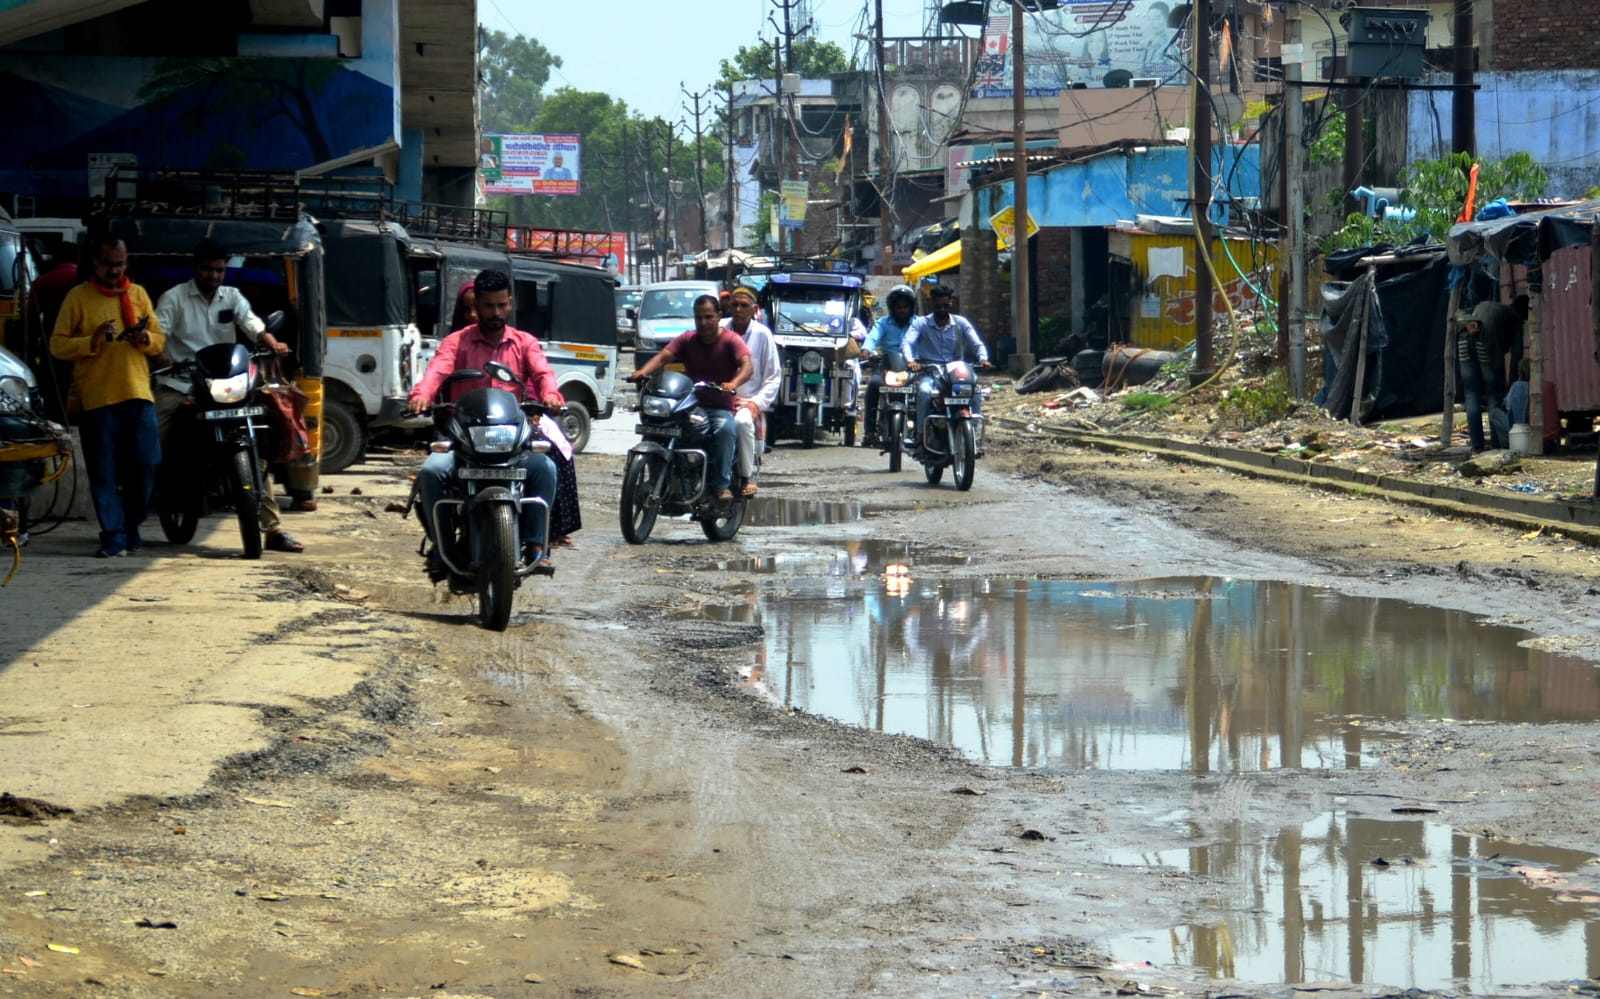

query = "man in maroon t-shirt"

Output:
[[631, 294, 752, 501]]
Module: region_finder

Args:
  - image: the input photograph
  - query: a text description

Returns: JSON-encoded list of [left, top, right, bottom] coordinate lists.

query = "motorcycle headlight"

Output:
[[0, 375, 29, 413], [641, 395, 675, 418], [468, 425, 519, 453], [206, 371, 251, 404], [800, 351, 824, 374]]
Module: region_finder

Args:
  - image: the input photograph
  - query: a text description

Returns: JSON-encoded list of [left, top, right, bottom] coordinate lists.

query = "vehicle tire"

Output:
[[619, 453, 662, 544], [319, 394, 366, 474], [1015, 362, 1060, 395], [887, 412, 904, 473], [474, 504, 517, 631], [923, 458, 944, 485], [800, 402, 816, 449], [953, 420, 976, 492], [231, 450, 263, 559], [558, 401, 592, 454], [157, 468, 202, 544], [700, 499, 746, 542]]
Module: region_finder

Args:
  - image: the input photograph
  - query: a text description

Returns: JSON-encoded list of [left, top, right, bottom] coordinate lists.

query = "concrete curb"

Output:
[[992, 416, 1600, 546]]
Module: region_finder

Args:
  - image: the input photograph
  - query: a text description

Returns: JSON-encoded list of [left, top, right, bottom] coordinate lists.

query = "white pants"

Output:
[[735, 405, 759, 478]]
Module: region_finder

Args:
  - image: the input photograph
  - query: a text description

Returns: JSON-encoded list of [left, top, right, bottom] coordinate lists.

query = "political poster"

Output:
[[971, 0, 1186, 97], [482, 133, 582, 197]]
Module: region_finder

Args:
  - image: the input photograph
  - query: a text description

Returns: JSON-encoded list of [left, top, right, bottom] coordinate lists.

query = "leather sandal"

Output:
[[740, 482, 759, 497], [265, 531, 305, 553]]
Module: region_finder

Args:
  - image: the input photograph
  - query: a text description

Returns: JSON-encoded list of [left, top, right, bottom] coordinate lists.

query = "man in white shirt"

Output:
[[721, 286, 780, 496], [154, 238, 301, 552]]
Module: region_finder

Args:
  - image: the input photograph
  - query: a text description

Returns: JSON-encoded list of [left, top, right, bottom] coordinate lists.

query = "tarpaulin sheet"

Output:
[[1316, 254, 1450, 422], [320, 219, 411, 329]]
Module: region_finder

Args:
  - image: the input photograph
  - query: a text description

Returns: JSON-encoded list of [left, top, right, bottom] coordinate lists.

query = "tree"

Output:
[[716, 37, 851, 92], [481, 30, 560, 134]]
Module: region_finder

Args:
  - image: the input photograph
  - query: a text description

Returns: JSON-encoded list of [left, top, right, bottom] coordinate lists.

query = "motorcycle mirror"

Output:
[[263, 310, 286, 334], [483, 361, 519, 385]]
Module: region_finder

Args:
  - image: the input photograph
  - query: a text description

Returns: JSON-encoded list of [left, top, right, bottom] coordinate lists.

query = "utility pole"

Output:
[[622, 118, 636, 285], [1452, 0, 1475, 155], [772, 36, 787, 253], [874, 0, 893, 276], [725, 86, 737, 252], [1341, 79, 1366, 215], [683, 83, 712, 255], [1190, 0, 1214, 379], [1281, 1, 1306, 397], [663, 119, 676, 277], [1009, 0, 1032, 375]]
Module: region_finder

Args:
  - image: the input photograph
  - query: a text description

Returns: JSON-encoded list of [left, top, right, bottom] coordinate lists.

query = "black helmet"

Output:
[[886, 284, 916, 309]]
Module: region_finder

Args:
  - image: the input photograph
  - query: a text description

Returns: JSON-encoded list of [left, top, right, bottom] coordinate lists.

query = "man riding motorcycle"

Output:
[[901, 284, 991, 452], [860, 284, 916, 447]]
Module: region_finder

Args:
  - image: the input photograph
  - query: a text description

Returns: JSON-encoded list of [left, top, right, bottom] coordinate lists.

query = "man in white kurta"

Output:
[[721, 286, 781, 495]]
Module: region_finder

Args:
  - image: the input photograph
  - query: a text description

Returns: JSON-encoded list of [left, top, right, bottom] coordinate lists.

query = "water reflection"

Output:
[[1108, 814, 1600, 992], [703, 538, 970, 576], [744, 496, 868, 527], [707, 576, 1600, 770]]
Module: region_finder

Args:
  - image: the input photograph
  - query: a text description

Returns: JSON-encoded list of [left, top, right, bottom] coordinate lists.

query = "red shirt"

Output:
[[666, 327, 750, 410], [410, 324, 562, 406]]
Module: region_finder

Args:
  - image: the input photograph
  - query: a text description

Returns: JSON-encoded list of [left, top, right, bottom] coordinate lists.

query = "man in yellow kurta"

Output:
[[50, 235, 166, 558]]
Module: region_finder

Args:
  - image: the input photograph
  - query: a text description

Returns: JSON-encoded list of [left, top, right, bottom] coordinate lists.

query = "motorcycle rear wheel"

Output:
[[887, 411, 904, 473], [700, 499, 745, 542], [475, 504, 517, 631], [620, 453, 662, 544], [953, 420, 976, 492], [157, 470, 202, 545], [231, 450, 263, 559]]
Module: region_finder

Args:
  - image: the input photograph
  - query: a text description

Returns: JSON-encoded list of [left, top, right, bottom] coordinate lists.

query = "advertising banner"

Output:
[[779, 180, 809, 229], [972, 0, 1185, 97], [482, 133, 582, 197]]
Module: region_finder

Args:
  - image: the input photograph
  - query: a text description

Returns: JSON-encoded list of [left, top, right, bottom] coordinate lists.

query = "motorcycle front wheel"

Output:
[[475, 503, 517, 631], [886, 411, 904, 473], [800, 402, 816, 449], [230, 450, 263, 559], [953, 419, 976, 492], [620, 453, 663, 544]]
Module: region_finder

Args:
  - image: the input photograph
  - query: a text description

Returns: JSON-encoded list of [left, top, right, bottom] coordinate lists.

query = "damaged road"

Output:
[[3, 417, 1600, 997]]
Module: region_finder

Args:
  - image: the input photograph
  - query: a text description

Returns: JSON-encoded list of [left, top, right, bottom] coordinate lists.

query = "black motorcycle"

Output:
[[910, 360, 983, 492], [153, 312, 287, 558], [0, 344, 72, 572], [413, 361, 553, 632], [620, 370, 747, 544], [861, 352, 912, 473]]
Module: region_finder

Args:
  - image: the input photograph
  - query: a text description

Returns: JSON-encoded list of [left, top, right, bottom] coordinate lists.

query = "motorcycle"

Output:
[[412, 360, 553, 632], [861, 352, 912, 473], [909, 361, 983, 492], [620, 370, 748, 544], [153, 311, 287, 559], [0, 345, 71, 583]]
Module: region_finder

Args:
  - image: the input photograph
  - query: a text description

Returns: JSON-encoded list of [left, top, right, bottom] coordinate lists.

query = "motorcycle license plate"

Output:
[[457, 467, 525, 481], [801, 373, 825, 385], [636, 424, 681, 437], [202, 405, 265, 421], [880, 385, 913, 395]]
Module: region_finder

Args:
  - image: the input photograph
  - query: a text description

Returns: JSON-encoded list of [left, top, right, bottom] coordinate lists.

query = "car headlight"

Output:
[[641, 395, 675, 418], [206, 372, 251, 404], [468, 425, 519, 453], [800, 351, 824, 374]]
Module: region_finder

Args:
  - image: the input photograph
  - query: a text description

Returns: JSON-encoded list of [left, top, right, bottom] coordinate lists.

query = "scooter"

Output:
[[861, 352, 912, 473], [620, 370, 748, 544], [910, 361, 983, 492], [153, 311, 287, 559], [0, 345, 71, 583], [412, 361, 553, 632]]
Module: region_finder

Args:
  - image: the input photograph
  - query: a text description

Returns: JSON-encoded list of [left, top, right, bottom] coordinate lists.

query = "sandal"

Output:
[[740, 482, 759, 497], [265, 531, 305, 553], [550, 535, 576, 548], [716, 489, 734, 503]]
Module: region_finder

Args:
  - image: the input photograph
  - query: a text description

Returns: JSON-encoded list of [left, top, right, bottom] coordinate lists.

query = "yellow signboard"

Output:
[[989, 206, 1039, 250]]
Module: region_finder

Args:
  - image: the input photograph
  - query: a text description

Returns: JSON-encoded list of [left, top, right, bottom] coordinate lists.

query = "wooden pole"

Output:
[[1441, 282, 1462, 445], [874, 0, 893, 276], [1190, 0, 1214, 379], [1010, 0, 1033, 370], [1528, 280, 1544, 455], [1349, 264, 1374, 426], [1591, 223, 1600, 497]]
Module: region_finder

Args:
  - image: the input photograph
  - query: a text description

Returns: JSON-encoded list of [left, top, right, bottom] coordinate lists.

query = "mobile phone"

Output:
[[218, 309, 235, 324]]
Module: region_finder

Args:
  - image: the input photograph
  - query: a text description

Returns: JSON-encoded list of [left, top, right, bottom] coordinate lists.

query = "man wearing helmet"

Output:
[[860, 284, 917, 447]]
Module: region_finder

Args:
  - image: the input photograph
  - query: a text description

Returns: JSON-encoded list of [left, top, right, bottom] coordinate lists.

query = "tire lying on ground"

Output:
[[1016, 362, 1060, 395], [1102, 347, 1177, 389]]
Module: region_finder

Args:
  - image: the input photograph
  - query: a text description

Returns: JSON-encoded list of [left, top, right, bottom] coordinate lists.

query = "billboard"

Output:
[[972, 0, 1185, 97], [482, 133, 581, 197]]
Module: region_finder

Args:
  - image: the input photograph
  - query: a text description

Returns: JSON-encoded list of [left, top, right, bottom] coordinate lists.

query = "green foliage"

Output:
[[1218, 371, 1292, 429], [1321, 150, 1549, 252], [481, 30, 560, 133], [748, 192, 780, 248], [1036, 315, 1073, 356], [1123, 392, 1172, 413], [717, 38, 851, 92], [1308, 107, 1345, 167]]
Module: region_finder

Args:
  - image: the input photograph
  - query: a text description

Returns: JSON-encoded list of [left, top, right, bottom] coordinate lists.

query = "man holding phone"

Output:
[[50, 234, 167, 558], [154, 239, 302, 553]]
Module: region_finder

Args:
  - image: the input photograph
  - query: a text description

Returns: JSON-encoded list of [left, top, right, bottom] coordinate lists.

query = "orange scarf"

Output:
[[91, 276, 138, 329]]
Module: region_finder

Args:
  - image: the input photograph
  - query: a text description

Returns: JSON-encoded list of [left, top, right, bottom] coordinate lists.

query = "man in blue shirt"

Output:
[[902, 284, 991, 449], [860, 284, 917, 447]]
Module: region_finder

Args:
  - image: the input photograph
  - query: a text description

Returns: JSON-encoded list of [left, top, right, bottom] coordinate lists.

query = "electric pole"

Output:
[[683, 83, 712, 255], [622, 118, 636, 284], [1282, 1, 1306, 397], [725, 86, 737, 252], [1190, 0, 1214, 380], [1010, 0, 1032, 374], [874, 0, 893, 276], [1452, 0, 1475, 155]]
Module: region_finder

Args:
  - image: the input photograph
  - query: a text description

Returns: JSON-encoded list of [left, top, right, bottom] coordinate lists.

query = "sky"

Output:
[[477, 0, 935, 124]]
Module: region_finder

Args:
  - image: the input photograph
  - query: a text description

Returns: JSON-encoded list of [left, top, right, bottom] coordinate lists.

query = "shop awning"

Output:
[[903, 238, 962, 281]]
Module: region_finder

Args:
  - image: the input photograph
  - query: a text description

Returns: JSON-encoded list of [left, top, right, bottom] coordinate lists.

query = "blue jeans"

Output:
[[911, 370, 982, 443], [417, 448, 557, 549], [80, 399, 161, 553], [1457, 357, 1500, 452], [695, 408, 737, 493]]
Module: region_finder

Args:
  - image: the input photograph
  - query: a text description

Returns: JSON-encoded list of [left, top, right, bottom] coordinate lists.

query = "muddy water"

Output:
[[1106, 813, 1600, 992], [701, 574, 1600, 770]]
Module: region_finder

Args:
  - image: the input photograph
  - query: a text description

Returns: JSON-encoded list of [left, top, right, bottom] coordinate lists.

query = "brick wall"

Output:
[[1034, 228, 1073, 331], [1490, 1, 1600, 71]]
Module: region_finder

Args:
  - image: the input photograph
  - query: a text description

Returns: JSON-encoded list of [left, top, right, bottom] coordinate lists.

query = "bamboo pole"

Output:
[[1349, 265, 1374, 426], [1441, 282, 1462, 445]]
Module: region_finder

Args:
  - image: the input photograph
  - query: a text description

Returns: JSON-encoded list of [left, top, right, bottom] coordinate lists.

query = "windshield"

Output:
[[615, 289, 642, 313], [640, 287, 711, 320], [769, 284, 853, 335]]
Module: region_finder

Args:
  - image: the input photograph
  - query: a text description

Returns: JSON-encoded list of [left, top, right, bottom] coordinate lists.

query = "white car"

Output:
[[632, 279, 721, 371]]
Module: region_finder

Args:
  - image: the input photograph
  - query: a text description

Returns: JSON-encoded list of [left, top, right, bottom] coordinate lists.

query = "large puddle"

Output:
[[1107, 813, 1600, 993], [700, 574, 1600, 770]]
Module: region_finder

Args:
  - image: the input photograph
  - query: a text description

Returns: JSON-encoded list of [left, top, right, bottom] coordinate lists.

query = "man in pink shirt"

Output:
[[407, 269, 561, 574]]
